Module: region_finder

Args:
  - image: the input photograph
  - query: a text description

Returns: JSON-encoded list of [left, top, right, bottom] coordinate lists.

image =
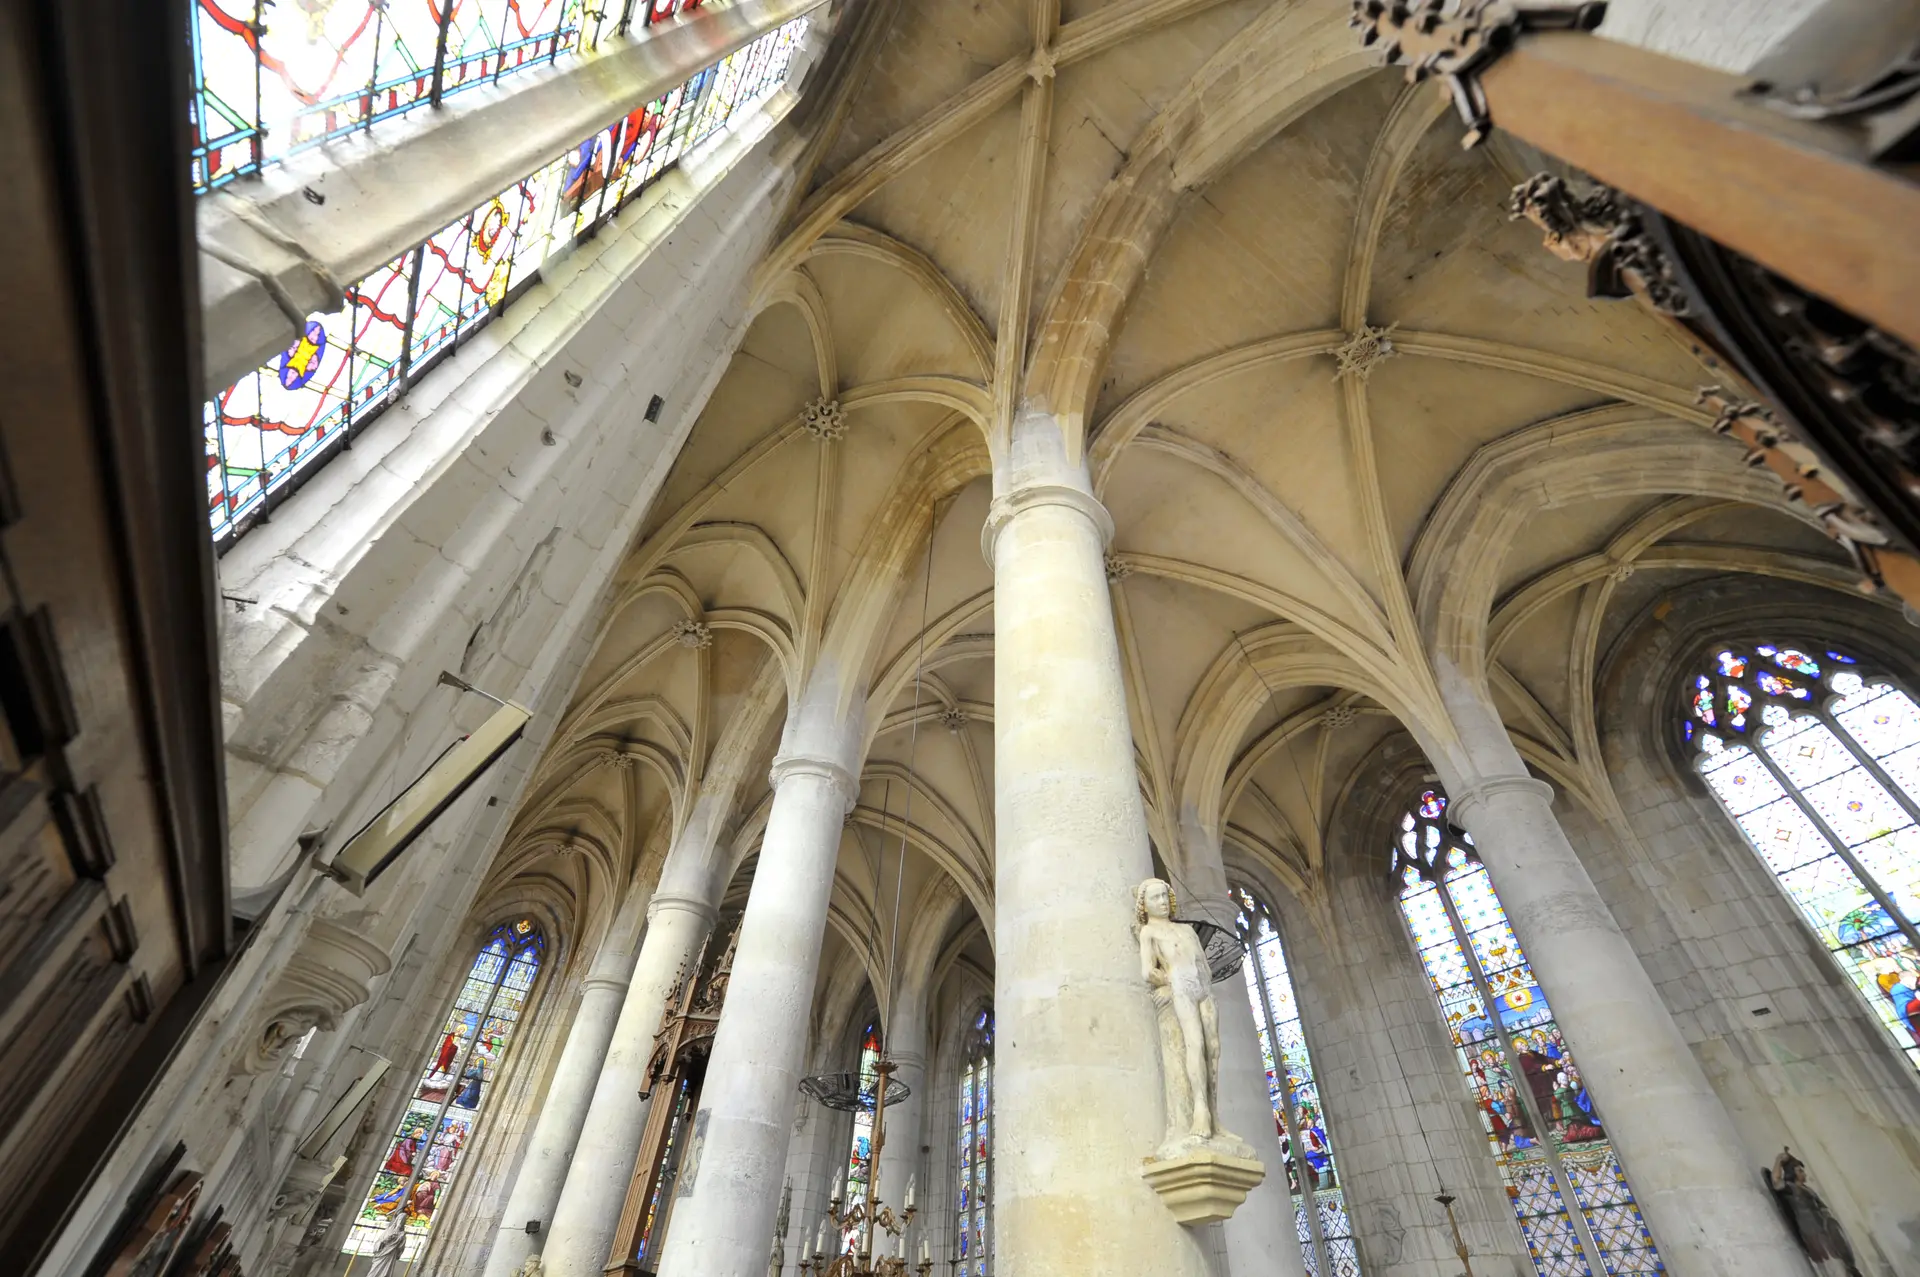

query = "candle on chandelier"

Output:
[[920, 1238, 931, 1264], [896, 1233, 907, 1259], [814, 1219, 827, 1255], [831, 1166, 845, 1201], [904, 1172, 915, 1211]]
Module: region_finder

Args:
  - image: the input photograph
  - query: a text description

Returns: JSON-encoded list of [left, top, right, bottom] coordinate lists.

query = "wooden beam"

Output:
[[1482, 31, 1920, 349]]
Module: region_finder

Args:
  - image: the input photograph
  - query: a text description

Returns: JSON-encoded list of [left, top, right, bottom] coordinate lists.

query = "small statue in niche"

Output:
[[1764, 1147, 1862, 1277], [1135, 878, 1251, 1159]]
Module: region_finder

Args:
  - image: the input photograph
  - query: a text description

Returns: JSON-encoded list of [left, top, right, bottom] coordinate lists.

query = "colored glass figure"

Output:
[[344, 919, 544, 1259], [841, 1022, 883, 1253], [203, 17, 809, 547], [954, 1008, 994, 1274], [1688, 641, 1920, 1074], [1233, 887, 1361, 1277], [636, 1078, 694, 1262], [189, 0, 582, 193], [1393, 802, 1664, 1277]]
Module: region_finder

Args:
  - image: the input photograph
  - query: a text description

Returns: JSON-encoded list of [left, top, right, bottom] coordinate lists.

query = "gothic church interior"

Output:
[[3, 2, 1918, 1277]]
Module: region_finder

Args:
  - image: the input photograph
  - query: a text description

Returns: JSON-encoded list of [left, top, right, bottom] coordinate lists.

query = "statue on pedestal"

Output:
[[1134, 878, 1263, 1222], [1135, 878, 1244, 1157]]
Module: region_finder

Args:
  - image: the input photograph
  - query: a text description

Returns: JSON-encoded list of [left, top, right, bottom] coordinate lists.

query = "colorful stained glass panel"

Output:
[[344, 920, 543, 1258]]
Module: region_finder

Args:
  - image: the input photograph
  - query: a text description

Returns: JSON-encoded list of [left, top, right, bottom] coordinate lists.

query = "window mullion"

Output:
[[1746, 732, 1920, 956], [1821, 692, 1920, 841], [1245, 915, 1333, 1277], [1434, 875, 1610, 1276]]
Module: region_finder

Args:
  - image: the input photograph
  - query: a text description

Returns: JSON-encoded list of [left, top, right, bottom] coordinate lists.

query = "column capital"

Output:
[[581, 973, 632, 997], [769, 751, 858, 808], [646, 891, 719, 925], [980, 482, 1115, 567], [1449, 775, 1555, 829]]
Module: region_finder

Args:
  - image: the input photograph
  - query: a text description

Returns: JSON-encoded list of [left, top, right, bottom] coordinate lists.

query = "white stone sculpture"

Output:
[[362, 1210, 407, 1277], [1135, 878, 1263, 1223]]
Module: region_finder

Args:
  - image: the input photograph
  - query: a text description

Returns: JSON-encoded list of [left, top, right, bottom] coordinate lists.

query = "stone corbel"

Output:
[[236, 919, 393, 1076]]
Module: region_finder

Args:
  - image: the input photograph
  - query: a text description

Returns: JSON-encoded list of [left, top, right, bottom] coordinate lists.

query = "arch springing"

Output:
[[1231, 887, 1360, 1277], [1686, 641, 1920, 1072], [955, 1007, 993, 1276], [1392, 797, 1663, 1277], [344, 918, 544, 1258]]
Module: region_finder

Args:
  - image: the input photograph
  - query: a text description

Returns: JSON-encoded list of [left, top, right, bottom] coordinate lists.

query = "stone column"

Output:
[[655, 745, 857, 1277], [875, 999, 928, 1254], [1449, 772, 1804, 1277], [538, 879, 718, 1277], [481, 891, 648, 1277], [983, 427, 1212, 1277]]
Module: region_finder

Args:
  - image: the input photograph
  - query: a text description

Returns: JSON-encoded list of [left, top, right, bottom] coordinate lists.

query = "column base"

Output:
[[1140, 1147, 1266, 1225]]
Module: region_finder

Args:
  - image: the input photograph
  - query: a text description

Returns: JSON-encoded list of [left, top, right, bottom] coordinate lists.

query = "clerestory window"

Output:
[[203, 16, 809, 546]]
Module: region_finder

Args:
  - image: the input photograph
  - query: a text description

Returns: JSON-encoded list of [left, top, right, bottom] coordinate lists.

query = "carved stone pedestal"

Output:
[[1140, 1148, 1266, 1225]]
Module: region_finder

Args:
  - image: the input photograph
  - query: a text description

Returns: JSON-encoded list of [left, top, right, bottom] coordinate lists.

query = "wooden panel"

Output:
[[0, 0, 229, 1268]]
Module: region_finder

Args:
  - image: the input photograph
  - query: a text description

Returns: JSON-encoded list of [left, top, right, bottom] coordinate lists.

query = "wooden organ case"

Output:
[[605, 917, 741, 1276]]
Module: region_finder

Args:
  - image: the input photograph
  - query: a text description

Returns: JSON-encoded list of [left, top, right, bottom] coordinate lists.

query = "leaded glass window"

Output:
[[344, 918, 544, 1259], [1393, 795, 1663, 1277], [1231, 887, 1360, 1277], [843, 1021, 882, 1253], [205, 17, 809, 547], [190, 1, 582, 193], [954, 1008, 993, 1276], [1685, 641, 1920, 1072]]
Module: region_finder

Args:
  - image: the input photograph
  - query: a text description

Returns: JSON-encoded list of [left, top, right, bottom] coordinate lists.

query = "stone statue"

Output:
[[513, 1255, 546, 1277], [1135, 878, 1248, 1159], [362, 1209, 407, 1277], [1765, 1148, 1862, 1277]]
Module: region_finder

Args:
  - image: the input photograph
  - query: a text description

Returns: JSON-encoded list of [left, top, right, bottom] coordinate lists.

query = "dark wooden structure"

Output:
[[1357, 0, 1920, 607], [605, 920, 740, 1276], [0, 0, 231, 1269]]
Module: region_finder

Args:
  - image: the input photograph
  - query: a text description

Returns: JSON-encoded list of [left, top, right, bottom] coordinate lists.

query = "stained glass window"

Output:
[[635, 1076, 695, 1265], [1392, 795, 1663, 1277], [954, 1008, 993, 1277], [190, 0, 582, 193], [843, 1021, 883, 1253], [1232, 888, 1360, 1277], [1686, 642, 1920, 1073], [344, 918, 544, 1259], [205, 17, 810, 546]]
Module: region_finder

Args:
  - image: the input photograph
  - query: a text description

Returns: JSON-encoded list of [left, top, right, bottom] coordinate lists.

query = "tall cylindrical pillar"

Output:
[[538, 887, 717, 1277], [875, 1027, 927, 1256], [655, 748, 856, 1277], [984, 431, 1211, 1277], [1450, 773, 1803, 1277], [481, 891, 648, 1277]]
